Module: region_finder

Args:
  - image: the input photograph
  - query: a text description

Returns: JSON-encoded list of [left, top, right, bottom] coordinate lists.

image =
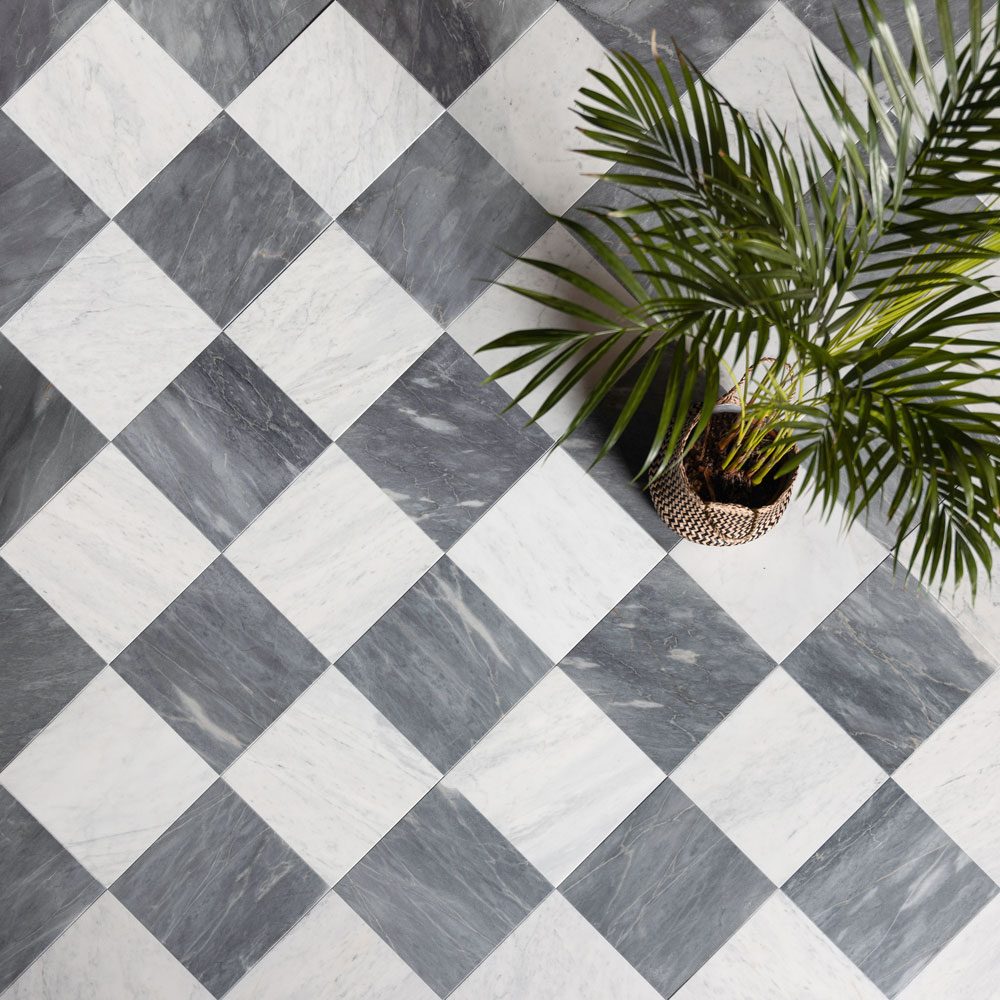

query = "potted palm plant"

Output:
[[481, 0, 1000, 593]]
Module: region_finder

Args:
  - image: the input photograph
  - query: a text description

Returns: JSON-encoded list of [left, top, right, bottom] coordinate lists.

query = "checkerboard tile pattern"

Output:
[[2, 2, 999, 998]]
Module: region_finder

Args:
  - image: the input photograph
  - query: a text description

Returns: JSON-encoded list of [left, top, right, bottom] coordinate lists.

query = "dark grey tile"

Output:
[[562, 560, 774, 771], [116, 114, 330, 328], [112, 557, 327, 771], [337, 557, 550, 772], [0, 560, 103, 770], [336, 785, 550, 997], [338, 334, 549, 548], [120, 0, 335, 105], [338, 113, 550, 325], [342, 0, 553, 106], [0, 112, 106, 326], [0, 787, 101, 992], [784, 559, 993, 772], [112, 780, 325, 998], [785, 781, 998, 997], [0, 334, 105, 546], [0, 0, 106, 103], [562, 778, 771, 998], [563, 0, 773, 70], [116, 334, 330, 548]]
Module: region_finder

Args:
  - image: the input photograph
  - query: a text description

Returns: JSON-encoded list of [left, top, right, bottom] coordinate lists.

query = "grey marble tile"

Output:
[[0, 334, 105, 546], [116, 114, 330, 328], [336, 785, 550, 997], [0, 560, 103, 770], [561, 560, 774, 772], [337, 113, 550, 326], [0, 786, 102, 992], [111, 780, 326, 997], [0, 112, 106, 326], [116, 334, 330, 548], [0, 0, 105, 103], [112, 557, 328, 772], [562, 778, 772, 998], [341, 0, 553, 106], [562, 0, 773, 70], [785, 780, 999, 997], [338, 334, 549, 548], [784, 559, 993, 772], [120, 0, 335, 105], [337, 557, 550, 772]]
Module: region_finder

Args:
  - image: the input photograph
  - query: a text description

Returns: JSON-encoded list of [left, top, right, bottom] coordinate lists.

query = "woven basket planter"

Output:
[[649, 385, 796, 546]]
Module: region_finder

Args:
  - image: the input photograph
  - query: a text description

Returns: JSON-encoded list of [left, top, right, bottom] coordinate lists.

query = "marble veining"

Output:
[[120, 0, 335, 105], [3, 2, 220, 216], [0, 786, 101, 994], [229, 2, 442, 218], [111, 780, 327, 998], [224, 667, 440, 885], [561, 779, 772, 999], [0, 668, 217, 886], [342, 0, 554, 106], [227, 223, 442, 439], [112, 557, 328, 772], [336, 785, 550, 997], [116, 333, 330, 548], [337, 557, 551, 772], [116, 113, 330, 328], [561, 559, 774, 772], [337, 112, 550, 325], [444, 668, 664, 885], [0, 0, 105, 103], [784, 781, 999, 998], [0, 559, 103, 770], [0, 334, 104, 547], [0, 112, 105, 327], [339, 333, 550, 548], [0, 445, 217, 662], [785, 559, 994, 771]]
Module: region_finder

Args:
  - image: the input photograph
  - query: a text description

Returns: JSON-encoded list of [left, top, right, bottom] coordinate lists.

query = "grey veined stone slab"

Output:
[[785, 780, 999, 998]]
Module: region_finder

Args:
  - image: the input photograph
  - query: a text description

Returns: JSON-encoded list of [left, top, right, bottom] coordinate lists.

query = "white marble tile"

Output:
[[896, 672, 1000, 884], [897, 895, 1000, 1000], [450, 4, 609, 213], [452, 891, 661, 1000], [3, 2, 218, 215], [935, 543, 1000, 671], [450, 449, 664, 661], [705, 2, 868, 174], [0, 445, 217, 661], [672, 668, 886, 885], [448, 222, 633, 440], [670, 486, 888, 663], [227, 224, 441, 439], [224, 668, 439, 884], [444, 669, 663, 884], [226, 892, 435, 1000], [5, 892, 211, 999], [2, 223, 218, 437], [228, 3, 442, 217], [0, 669, 215, 886], [227, 445, 441, 662], [674, 891, 885, 1000]]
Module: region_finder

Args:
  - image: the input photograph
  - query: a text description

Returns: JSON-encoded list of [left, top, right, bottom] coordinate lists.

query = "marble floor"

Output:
[[2, 1, 1000, 998]]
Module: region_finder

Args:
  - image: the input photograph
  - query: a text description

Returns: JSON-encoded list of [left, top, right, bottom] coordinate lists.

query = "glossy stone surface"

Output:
[[337, 557, 550, 772], [785, 781, 998, 997], [117, 334, 330, 548], [336, 785, 550, 997], [116, 114, 330, 328], [339, 334, 549, 548], [112, 558, 328, 772], [112, 780, 326, 997]]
